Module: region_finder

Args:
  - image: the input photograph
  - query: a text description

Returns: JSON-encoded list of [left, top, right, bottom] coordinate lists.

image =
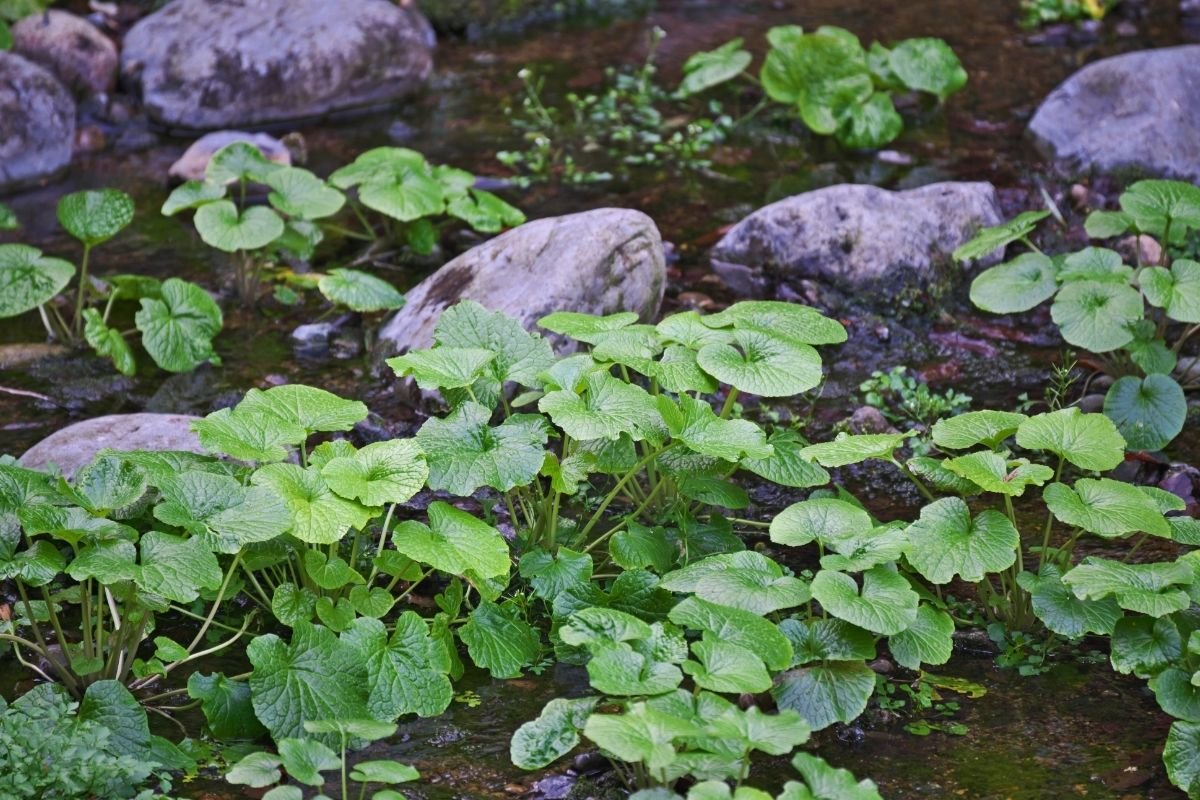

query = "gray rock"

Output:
[[1029, 46, 1200, 181], [375, 208, 666, 356], [0, 53, 75, 193], [291, 321, 337, 358], [169, 131, 292, 182], [121, 0, 435, 130], [18, 413, 204, 477], [12, 10, 118, 96], [710, 182, 1002, 303]]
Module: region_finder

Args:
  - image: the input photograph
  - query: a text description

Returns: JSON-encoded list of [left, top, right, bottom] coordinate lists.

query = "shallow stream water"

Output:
[[2, 0, 1199, 796]]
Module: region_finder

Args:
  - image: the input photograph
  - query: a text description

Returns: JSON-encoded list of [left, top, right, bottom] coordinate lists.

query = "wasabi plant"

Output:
[[678, 25, 967, 149], [955, 179, 1200, 451], [858, 365, 972, 447], [0, 188, 222, 375], [163, 143, 523, 304], [1020, 0, 1114, 27]]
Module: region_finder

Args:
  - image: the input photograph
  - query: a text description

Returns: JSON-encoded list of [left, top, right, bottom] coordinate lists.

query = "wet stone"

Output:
[[18, 413, 204, 478], [11, 10, 118, 96], [0, 52, 75, 193]]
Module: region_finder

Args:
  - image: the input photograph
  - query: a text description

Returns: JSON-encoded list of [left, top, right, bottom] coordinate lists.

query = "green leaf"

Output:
[[349, 585, 396, 618], [83, 309, 137, 376], [0, 536, 64, 587], [903, 497, 1018, 583], [931, 410, 1028, 450], [192, 407, 305, 463], [740, 430, 830, 488], [445, 188, 525, 233], [0, 202, 17, 230], [135, 278, 223, 372], [271, 583, 316, 627], [265, 167, 345, 220], [906, 456, 982, 495], [1084, 210, 1133, 239], [239, 384, 368, 435], [683, 638, 772, 693], [1141, 259, 1200, 323], [811, 566, 918, 635], [318, 269, 405, 312], [942, 451, 1053, 497], [392, 501, 509, 579], [678, 38, 753, 96], [659, 394, 772, 461], [1164, 721, 1200, 795], [57, 189, 134, 247], [1050, 280, 1142, 353], [539, 310, 640, 341], [187, 672, 267, 740], [1043, 478, 1170, 538], [341, 614, 453, 720], [78, 680, 151, 756], [667, 596, 792, 670], [1063, 557, 1192, 616], [275, 737, 340, 786], [349, 760, 420, 784], [780, 618, 875, 666], [458, 601, 540, 679], [772, 661, 875, 731], [435, 301, 556, 393], [1104, 374, 1186, 452], [559, 607, 653, 648], [1110, 615, 1182, 676], [247, 624, 369, 743], [675, 475, 749, 509], [520, 547, 593, 601], [770, 498, 872, 547], [359, 168, 444, 222], [587, 643, 684, 696], [194, 201, 285, 252], [1015, 408, 1126, 471], [888, 37, 966, 101], [799, 432, 911, 468], [697, 328, 824, 397], [206, 141, 283, 185], [329, 147, 430, 189], [138, 531, 223, 602], [303, 550, 364, 590], [968, 253, 1058, 313], [320, 439, 428, 507], [760, 27, 873, 136], [789, 753, 883, 800], [252, 463, 376, 544], [660, 551, 809, 614], [1152, 667, 1200, 721], [888, 604, 954, 670], [226, 751, 283, 787], [611, 522, 677, 574], [162, 180, 226, 216], [583, 703, 698, 773], [1119, 179, 1200, 241], [953, 210, 1050, 262], [819, 523, 908, 573], [835, 91, 903, 150], [512, 697, 601, 770], [388, 347, 496, 390], [416, 402, 547, 495], [0, 244, 74, 318], [1059, 247, 1132, 283], [1017, 566, 1122, 638], [706, 294, 848, 343], [539, 372, 662, 442]]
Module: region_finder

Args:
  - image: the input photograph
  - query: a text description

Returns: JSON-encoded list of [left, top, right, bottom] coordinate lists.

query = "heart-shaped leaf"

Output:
[[341, 614, 453, 720], [658, 394, 772, 461], [458, 600, 540, 679], [811, 566, 918, 635], [953, 210, 1050, 263], [83, 308, 137, 376], [239, 384, 368, 435], [0, 244, 74, 318], [206, 142, 284, 185], [697, 328, 824, 397], [511, 697, 599, 770], [265, 167, 345, 220], [1017, 566, 1122, 638], [770, 498, 872, 547], [162, 180, 226, 216], [1063, 557, 1192, 617], [1103, 374, 1186, 452], [539, 372, 662, 442], [194, 201, 285, 252], [903, 497, 1018, 583], [320, 439, 428, 507], [888, 37, 966, 101], [252, 463, 376, 544], [969, 253, 1058, 313], [1140, 259, 1200, 323], [57, 189, 135, 247], [1043, 478, 1170, 538], [799, 432, 911, 468], [660, 551, 809, 614], [678, 38, 752, 96], [417, 402, 547, 495], [1050, 280, 1142, 353], [1118, 180, 1200, 241], [391, 501, 509, 578], [931, 410, 1027, 450], [771, 661, 875, 732], [317, 268, 405, 312], [1015, 408, 1126, 471], [888, 603, 954, 670], [135, 278, 223, 372], [668, 596, 792, 669]]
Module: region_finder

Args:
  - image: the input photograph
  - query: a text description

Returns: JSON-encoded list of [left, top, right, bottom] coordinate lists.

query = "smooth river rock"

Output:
[[710, 182, 1003, 303], [0, 52, 75, 194], [18, 413, 203, 478], [1029, 46, 1200, 181], [169, 131, 293, 182], [375, 208, 666, 356], [121, 0, 436, 130], [11, 10, 118, 96]]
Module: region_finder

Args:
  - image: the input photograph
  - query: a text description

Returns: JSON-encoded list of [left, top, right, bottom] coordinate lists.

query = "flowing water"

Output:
[[2, 0, 1199, 796]]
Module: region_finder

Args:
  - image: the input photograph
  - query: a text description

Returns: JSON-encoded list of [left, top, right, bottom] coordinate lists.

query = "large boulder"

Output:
[[0, 53, 75, 193], [18, 413, 204, 478], [12, 10, 118, 96], [710, 182, 1002, 303], [1029, 46, 1200, 181], [375, 208, 666, 356], [121, 0, 435, 130]]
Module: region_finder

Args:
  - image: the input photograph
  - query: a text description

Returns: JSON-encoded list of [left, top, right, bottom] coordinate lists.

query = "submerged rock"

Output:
[[121, 0, 436, 129], [18, 413, 203, 478], [374, 208, 666, 356], [1029, 46, 1200, 181], [0, 53, 75, 193], [12, 10, 118, 96], [169, 131, 293, 182], [710, 182, 1002, 305]]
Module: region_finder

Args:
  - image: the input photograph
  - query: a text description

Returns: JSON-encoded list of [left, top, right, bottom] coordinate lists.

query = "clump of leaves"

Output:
[[678, 25, 967, 149], [499, 28, 734, 186], [164, 142, 522, 305], [956, 179, 1200, 451], [858, 365, 971, 447], [0, 681, 185, 799], [0, 188, 222, 375], [1020, 0, 1114, 27]]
